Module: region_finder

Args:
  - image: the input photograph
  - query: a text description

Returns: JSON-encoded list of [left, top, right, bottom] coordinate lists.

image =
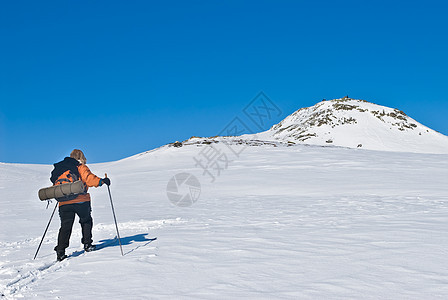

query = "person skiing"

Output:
[[51, 149, 110, 261]]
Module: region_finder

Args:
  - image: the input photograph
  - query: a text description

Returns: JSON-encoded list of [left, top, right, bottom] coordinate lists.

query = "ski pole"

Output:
[[105, 173, 124, 256], [34, 201, 58, 260]]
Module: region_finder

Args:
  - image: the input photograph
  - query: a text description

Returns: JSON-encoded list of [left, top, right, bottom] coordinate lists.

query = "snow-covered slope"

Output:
[[1, 97, 448, 298], [1, 144, 448, 299], [256, 97, 448, 154]]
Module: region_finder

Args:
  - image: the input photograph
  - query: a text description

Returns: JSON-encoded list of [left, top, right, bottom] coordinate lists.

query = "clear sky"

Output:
[[1, 0, 447, 164]]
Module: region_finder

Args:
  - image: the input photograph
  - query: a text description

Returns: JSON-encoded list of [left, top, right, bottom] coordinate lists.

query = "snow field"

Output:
[[1, 144, 448, 299]]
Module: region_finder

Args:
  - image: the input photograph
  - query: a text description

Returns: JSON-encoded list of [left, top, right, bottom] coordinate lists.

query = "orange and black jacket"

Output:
[[50, 157, 102, 206]]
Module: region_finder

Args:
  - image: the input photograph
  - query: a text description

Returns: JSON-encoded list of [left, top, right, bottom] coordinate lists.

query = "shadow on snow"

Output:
[[70, 233, 157, 258]]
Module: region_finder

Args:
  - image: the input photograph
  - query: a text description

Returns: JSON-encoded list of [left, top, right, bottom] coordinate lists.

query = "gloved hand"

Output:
[[101, 178, 111, 186]]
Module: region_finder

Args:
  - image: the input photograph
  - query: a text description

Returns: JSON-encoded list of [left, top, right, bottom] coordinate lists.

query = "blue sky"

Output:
[[1, 0, 447, 164]]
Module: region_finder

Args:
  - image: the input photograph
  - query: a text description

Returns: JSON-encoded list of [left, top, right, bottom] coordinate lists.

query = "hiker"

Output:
[[51, 149, 110, 261]]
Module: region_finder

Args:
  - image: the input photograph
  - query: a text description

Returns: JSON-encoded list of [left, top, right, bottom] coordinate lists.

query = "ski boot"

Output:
[[84, 243, 97, 252], [54, 246, 67, 262]]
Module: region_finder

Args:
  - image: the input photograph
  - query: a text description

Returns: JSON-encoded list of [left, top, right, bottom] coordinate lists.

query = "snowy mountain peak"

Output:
[[271, 97, 415, 135], [258, 97, 448, 154], [174, 97, 448, 154]]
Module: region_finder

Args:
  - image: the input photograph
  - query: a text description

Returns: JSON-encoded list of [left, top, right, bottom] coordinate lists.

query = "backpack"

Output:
[[54, 169, 86, 202], [55, 170, 79, 185]]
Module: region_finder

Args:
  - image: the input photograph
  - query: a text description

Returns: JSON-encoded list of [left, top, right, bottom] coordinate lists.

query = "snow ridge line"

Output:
[[93, 217, 186, 232], [0, 218, 185, 248]]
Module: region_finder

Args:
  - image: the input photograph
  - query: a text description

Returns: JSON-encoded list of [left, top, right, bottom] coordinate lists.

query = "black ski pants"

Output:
[[56, 201, 93, 251]]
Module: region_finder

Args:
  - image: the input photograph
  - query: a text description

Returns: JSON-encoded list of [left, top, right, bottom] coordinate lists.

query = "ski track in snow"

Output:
[[0, 218, 183, 298]]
